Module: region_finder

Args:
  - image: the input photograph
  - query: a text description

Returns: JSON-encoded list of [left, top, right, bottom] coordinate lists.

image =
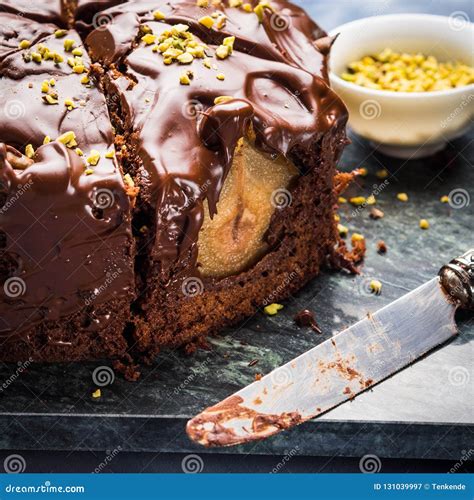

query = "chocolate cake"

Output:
[[0, 0, 351, 364]]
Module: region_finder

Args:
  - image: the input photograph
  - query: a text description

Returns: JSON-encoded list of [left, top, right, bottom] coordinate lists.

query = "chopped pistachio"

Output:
[[87, 150, 101, 166], [63, 39, 76, 52], [180, 72, 191, 85], [75, 148, 84, 156], [214, 14, 227, 29], [338, 196, 347, 204], [53, 52, 64, 64], [43, 136, 51, 145], [440, 195, 449, 203], [64, 98, 76, 110], [142, 33, 156, 45], [229, 0, 242, 6], [223, 36, 235, 49], [49, 78, 56, 86], [80, 75, 90, 85], [337, 223, 348, 237], [153, 10, 166, 20], [254, 0, 273, 22], [73, 64, 86, 74], [196, 0, 209, 5], [25, 144, 35, 159], [216, 72, 225, 80], [419, 219, 429, 230], [334, 214, 340, 222], [105, 149, 115, 159], [397, 192, 408, 202], [203, 58, 211, 69], [376, 169, 388, 179], [56, 131, 77, 147], [366, 195, 376, 205], [123, 173, 134, 187], [31, 52, 42, 63], [19, 40, 31, 49], [84, 168, 94, 175], [242, 3, 252, 12], [215, 44, 231, 59], [351, 233, 365, 242], [342, 48, 474, 92], [43, 94, 59, 105], [72, 47, 83, 56], [349, 196, 366, 206], [214, 95, 233, 104], [263, 303, 283, 316], [41, 80, 49, 93], [177, 52, 194, 64], [199, 15, 215, 28], [358, 167, 368, 176], [54, 29, 67, 38], [369, 279, 382, 295]]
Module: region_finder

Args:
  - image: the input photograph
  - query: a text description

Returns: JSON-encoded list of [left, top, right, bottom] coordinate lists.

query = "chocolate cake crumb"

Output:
[[377, 240, 388, 254]]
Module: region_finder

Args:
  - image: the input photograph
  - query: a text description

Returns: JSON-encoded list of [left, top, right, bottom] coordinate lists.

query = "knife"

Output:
[[187, 250, 473, 447]]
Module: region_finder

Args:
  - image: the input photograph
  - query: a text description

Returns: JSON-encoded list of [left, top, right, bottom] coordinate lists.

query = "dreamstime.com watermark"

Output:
[[0, 179, 34, 216], [263, 271, 297, 306], [440, 94, 474, 129], [270, 446, 300, 473], [0, 358, 32, 393], [170, 357, 213, 398], [84, 268, 123, 306], [4, 481, 85, 494], [351, 180, 390, 217], [449, 449, 473, 473], [93, 447, 122, 473]]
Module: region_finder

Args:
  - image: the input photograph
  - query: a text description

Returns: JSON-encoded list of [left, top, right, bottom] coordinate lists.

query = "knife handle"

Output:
[[439, 249, 474, 310]]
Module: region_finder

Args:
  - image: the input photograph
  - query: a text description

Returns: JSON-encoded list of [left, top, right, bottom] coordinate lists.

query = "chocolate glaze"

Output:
[[0, 0, 67, 26], [85, 0, 348, 286], [0, 15, 135, 339]]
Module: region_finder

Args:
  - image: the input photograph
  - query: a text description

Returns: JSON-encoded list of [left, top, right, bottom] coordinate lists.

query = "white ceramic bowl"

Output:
[[329, 14, 474, 158]]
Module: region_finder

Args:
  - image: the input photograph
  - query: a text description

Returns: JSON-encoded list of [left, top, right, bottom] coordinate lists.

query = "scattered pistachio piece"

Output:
[[72, 47, 83, 57], [349, 196, 366, 206], [43, 136, 51, 145], [199, 15, 215, 28], [43, 94, 59, 105], [376, 169, 389, 179], [73, 64, 86, 74], [180, 72, 191, 85], [229, 0, 243, 6], [215, 44, 231, 59], [419, 219, 429, 230], [105, 150, 115, 159], [75, 148, 84, 156], [177, 52, 194, 64], [54, 29, 67, 38], [216, 72, 225, 80], [369, 279, 382, 295], [57, 131, 77, 147], [142, 33, 156, 45], [242, 3, 252, 12], [31, 52, 42, 63], [351, 233, 365, 242], [440, 195, 449, 203], [63, 38, 76, 52], [81, 75, 90, 85], [214, 95, 233, 104], [153, 10, 166, 20], [41, 80, 49, 93], [264, 303, 284, 316], [84, 168, 94, 175], [358, 167, 368, 176], [397, 192, 408, 202], [25, 144, 35, 159], [197, 0, 209, 5], [366, 195, 376, 205], [92, 389, 101, 398], [337, 223, 348, 237], [19, 39, 31, 49], [338, 196, 347, 204], [87, 150, 101, 166]]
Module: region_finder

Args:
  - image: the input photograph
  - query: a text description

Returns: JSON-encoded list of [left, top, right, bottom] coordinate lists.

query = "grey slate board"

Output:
[[0, 128, 472, 460]]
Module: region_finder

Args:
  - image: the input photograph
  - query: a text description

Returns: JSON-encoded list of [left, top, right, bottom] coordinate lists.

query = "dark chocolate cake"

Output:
[[0, 0, 351, 364]]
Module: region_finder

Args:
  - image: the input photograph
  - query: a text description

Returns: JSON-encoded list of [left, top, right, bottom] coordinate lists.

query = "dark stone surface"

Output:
[[0, 0, 472, 471]]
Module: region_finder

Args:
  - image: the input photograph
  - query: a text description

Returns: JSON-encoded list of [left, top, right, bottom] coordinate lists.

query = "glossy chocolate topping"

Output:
[[0, 15, 135, 339], [85, 0, 348, 282], [0, 0, 67, 25]]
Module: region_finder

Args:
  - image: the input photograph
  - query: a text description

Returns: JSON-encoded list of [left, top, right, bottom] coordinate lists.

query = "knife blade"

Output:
[[187, 250, 473, 447]]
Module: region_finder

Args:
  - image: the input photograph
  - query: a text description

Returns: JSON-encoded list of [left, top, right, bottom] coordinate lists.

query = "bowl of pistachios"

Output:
[[329, 14, 474, 158]]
